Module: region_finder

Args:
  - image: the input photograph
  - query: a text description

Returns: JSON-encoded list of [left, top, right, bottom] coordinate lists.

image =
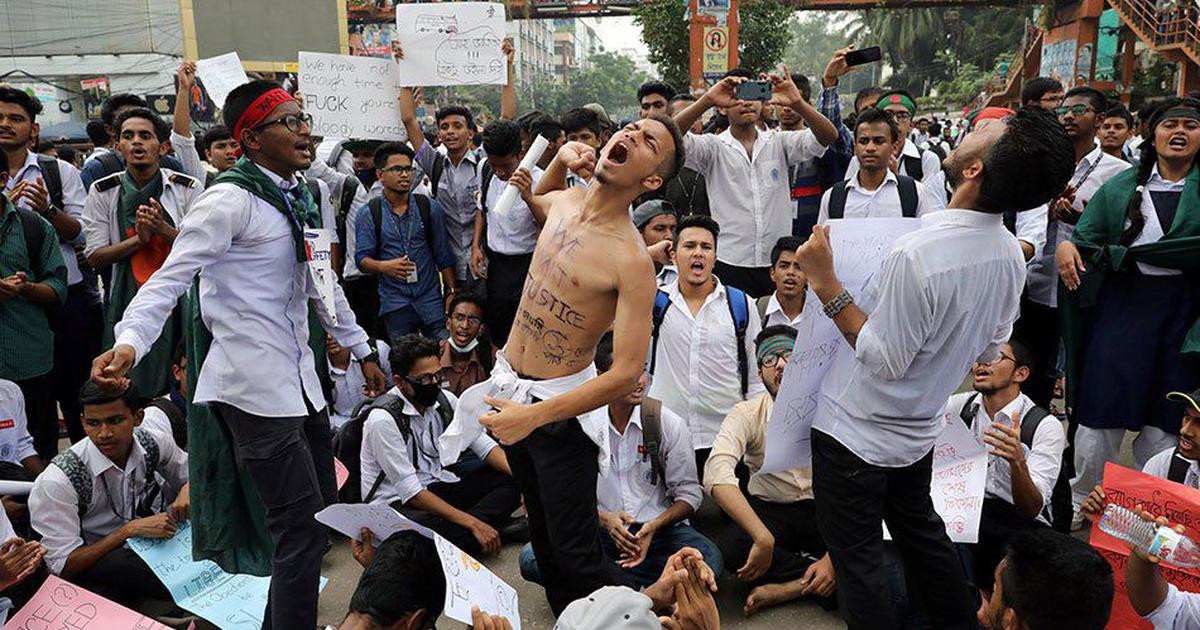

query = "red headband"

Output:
[[231, 88, 295, 156]]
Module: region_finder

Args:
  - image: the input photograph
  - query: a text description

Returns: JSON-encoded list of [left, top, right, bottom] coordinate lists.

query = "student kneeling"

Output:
[[29, 380, 189, 608], [360, 334, 519, 557], [518, 333, 723, 588]]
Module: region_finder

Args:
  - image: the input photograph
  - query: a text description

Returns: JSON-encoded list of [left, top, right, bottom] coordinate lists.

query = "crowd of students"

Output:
[[0, 35, 1198, 630]]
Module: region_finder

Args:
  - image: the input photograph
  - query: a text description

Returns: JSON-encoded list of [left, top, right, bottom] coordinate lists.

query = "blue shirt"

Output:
[[354, 194, 455, 321], [817, 85, 854, 186], [81, 153, 184, 190]]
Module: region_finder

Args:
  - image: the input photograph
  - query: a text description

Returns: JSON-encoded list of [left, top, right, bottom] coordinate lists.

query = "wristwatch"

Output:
[[822, 289, 854, 319], [361, 350, 381, 366]]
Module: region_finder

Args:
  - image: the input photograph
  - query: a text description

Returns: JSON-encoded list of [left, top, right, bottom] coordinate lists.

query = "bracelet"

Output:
[[821, 289, 854, 319]]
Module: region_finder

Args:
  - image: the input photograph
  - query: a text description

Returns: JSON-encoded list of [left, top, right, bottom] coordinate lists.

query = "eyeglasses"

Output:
[[1040, 94, 1064, 104], [252, 113, 313, 135], [760, 351, 792, 368], [403, 370, 446, 386], [451, 313, 482, 326], [986, 352, 1016, 366], [381, 165, 415, 174], [888, 111, 913, 122], [1054, 104, 1093, 118]]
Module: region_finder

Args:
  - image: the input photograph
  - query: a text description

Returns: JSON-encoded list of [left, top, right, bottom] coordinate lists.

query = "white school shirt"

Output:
[[816, 169, 938, 223], [29, 430, 189, 574], [81, 168, 202, 259], [1143, 447, 1200, 488], [5, 150, 87, 285], [329, 339, 393, 429], [943, 391, 1065, 524], [1014, 205, 1048, 262], [113, 162, 371, 418], [480, 164, 543, 256], [1146, 584, 1200, 630], [361, 387, 497, 505], [1130, 165, 1186, 276], [761, 293, 807, 329], [597, 404, 702, 525], [845, 140, 948, 212], [684, 128, 827, 268], [139, 400, 178, 446], [646, 279, 765, 450], [0, 380, 37, 465], [168, 130, 210, 183], [1026, 147, 1130, 307], [814, 210, 1025, 467]]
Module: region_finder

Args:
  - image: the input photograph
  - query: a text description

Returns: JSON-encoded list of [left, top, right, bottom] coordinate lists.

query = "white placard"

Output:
[[492, 134, 549, 218], [195, 52, 249, 109], [315, 503, 437, 544], [884, 416, 988, 543], [761, 218, 922, 473], [395, 3, 507, 86], [434, 533, 521, 629], [304, 228, 337, 326], [298, 52, 405, 141]]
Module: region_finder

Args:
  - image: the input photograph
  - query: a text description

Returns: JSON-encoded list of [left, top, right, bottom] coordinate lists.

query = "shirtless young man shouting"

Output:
[[440, 113, 686, 614]]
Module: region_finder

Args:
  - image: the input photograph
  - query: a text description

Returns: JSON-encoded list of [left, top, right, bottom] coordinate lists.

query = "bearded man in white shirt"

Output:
[[796, 107, 1075, 629], [90, 80, 386, 630]]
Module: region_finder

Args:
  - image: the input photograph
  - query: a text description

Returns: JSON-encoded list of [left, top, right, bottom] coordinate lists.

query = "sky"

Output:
[[592, 16, 648, 56]]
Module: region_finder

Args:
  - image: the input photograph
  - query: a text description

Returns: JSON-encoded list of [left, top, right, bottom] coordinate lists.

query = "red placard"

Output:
[[1090, 462, 1200, 629]]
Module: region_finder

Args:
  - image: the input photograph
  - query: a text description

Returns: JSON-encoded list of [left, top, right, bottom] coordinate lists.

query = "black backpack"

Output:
[[333, 175, 362, 258], [51, 429, 162, 517], [14, 209, 49, 279], [640, 398, 670, 494], [827, 175, 919, 220], [1167, 448, 1193, 485], [147, 397, 188, 451], [900, 152, 925, 182], [368, 194, 436, 261], [477, 161, 496, 252], [35, 155, 64, 212], [332, 390, 454, 503]]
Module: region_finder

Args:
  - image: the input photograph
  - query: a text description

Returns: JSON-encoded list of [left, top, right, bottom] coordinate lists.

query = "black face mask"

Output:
[[409, 381, 440, 408]]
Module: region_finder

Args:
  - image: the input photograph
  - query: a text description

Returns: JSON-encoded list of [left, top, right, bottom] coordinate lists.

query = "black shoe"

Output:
[[500, 516, 530, 544]]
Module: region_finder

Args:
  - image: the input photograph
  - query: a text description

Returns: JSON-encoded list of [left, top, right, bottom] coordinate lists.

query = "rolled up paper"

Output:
[[492, 134, 550, 219], [0, 480, 34, 496]]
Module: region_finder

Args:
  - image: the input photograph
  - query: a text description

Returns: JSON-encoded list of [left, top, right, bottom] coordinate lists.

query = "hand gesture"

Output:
[[0, 273, 26, 302], [123, 513, 177, 540], [823, 46, 856, 87], [382, 256, 416, 281], [15, 178, 52, 215], [1056, 241, 1086, 291], [766, 64, 805, 109], [177, 61, 197, 92], [738, 535, 774, 582], [555, 142, 596, 181], [501, 38, 515, 66], [660, 556, 720, 630], [622, 523, 656, 569], [169, 484, 191, 523], [91, 344, 137, 390], [983, 411, 1026, 466], [704, 75, 745, 109], [599, 511, 640, 557], [470, 605, 513, 630], [1081, 485, 1107, 522], [647, 239, 674, 266], [361, 360, 388, 398], [469, 519, 501, 556], [351, 528, 376, 568], [508, 167, 534, 205], [137, 198, 173, 238], [0, 538, 44, 591], [798, 553, 836, 597], [480, 397, 539, 445], [795, 225, 836, 293]]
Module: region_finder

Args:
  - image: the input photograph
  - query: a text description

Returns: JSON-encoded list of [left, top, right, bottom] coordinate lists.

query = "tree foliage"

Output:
[[634, 0, 793, 90]]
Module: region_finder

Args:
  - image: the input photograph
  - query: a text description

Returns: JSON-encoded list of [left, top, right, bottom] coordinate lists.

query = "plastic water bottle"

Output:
[[1098, 504, 1200, 568]]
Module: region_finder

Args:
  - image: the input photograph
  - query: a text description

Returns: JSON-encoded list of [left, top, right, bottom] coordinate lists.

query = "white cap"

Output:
[[553, 586, 661, 630]]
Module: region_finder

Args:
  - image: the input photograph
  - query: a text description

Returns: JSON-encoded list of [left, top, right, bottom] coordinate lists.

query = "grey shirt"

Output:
[[415, 144, 482, 283]]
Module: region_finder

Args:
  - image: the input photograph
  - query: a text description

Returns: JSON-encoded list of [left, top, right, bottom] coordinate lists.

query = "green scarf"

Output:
[[1060, 163, 1200, 404], [186, 159, 331, 574], [103, 173, 177, 398]]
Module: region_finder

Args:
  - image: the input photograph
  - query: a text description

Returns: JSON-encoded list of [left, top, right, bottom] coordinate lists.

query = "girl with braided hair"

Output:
[[1058, 97, 1200, 518]]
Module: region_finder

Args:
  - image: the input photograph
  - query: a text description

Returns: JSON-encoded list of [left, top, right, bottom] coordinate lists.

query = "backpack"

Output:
[[639, 397, 672, 499], [1167, 448, 1193, 486], [15, 209, 48, 279], [147, 397, 188, 451], [478, 162, 496, 252], [50, 428, 162, 517], [827, 175, 919, 220], [333, 175, 362, 254], [958, 394, 1062, 523], [428, 152, 446, 198], [900, 152, 925, 182], [754, 295, 771, 328], [332, 390, 454, 503], [368, 194, 436, 261], [35, 155, 64, 212], [650, 286, 751, 397]]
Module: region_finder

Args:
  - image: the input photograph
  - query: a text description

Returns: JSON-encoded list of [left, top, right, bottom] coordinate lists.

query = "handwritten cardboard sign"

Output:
[[1090, 462, 1200, 630], [315, 503, 436, 545], [434, 533, 520, 629], [195, 52, 248, 109], [395, 3, 507, 86], [298, 52, 404, 141], [762, 218, 921, 473], [2, 574, 173, 629]]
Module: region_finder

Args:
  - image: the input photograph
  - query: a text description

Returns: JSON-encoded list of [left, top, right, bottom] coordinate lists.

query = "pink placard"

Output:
[[3, 574, 173, 629], [335, 457, 349, 490]]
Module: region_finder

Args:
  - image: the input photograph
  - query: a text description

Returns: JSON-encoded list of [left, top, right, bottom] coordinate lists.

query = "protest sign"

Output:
[[761, 218, 921, 473], [298, 52, 404, 141], [305, 229, 338, 326], [2, 574, 172, 629], [395, 3, 507, 86], [315, 503, 437, 544], [195, 52, 248, 109], [435, 534, 521, 629], [128, 521, 326, 629], [1090, 462, 1200, 630]]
